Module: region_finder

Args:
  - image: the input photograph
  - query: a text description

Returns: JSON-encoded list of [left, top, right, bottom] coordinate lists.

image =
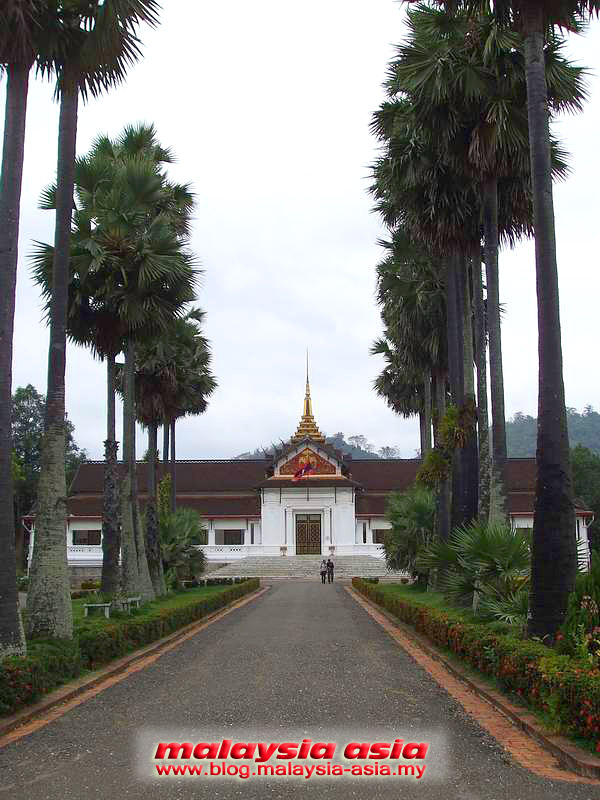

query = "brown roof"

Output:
[[508, 492, 590, 515], [355, 494, 388, 516], [258, 476, 360, 489], [70, 457, 544, 496], [70, 460, 270, 494], [64, 457, 591, 521], [67, 494, 260, 518], [349, 459, 421, 492]]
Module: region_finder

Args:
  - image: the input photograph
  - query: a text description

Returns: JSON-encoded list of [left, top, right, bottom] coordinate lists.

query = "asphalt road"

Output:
[[1, 582, 597, 800]]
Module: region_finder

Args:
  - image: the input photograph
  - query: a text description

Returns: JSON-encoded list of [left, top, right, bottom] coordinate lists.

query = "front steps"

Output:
[[205, 555, 407, 580]]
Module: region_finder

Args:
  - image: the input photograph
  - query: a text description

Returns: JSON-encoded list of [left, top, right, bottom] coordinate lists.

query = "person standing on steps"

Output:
[[326, 557, 334, 583], [320, 559, 327, 584]]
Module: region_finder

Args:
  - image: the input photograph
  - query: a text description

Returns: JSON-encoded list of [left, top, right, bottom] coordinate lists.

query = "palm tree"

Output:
[[162, 309, 217, 512], [0, 0, 43, 656], [27, 2, 159, 638], [373, 230, 447, 458], [372, 335, 432, 454], [132, 348, 171, 597], [409, 0, 600, 643], [370, 102, 481, 528], [132, 308, 216, 592], [86, 164, 197, 602], [391, 3, 584, 526], [32, 124, 193, 603]]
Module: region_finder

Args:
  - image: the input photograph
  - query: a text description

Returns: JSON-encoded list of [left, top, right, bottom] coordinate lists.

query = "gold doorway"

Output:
[[295, 514, 321, 555]]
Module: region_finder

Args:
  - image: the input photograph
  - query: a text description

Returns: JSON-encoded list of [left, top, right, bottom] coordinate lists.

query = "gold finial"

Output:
[[291, 351, 325, 444]]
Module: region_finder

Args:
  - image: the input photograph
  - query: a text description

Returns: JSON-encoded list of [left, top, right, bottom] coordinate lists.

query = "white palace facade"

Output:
[[27, 374, 594, 583]]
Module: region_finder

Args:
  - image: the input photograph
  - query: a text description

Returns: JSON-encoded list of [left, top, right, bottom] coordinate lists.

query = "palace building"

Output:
[[27, 372, 593, 583]]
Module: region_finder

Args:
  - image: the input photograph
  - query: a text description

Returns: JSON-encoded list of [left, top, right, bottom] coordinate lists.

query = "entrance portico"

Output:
[[295, 513, 322, 555]]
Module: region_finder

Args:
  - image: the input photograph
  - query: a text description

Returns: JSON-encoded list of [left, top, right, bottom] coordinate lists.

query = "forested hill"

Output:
[[507, 407, 600, 457], [235, 433, 400, 460]]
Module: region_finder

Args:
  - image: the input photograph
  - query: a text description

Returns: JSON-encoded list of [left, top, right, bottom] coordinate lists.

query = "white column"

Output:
[[367, 518, 373, 545], [208, 519, 215, 547]]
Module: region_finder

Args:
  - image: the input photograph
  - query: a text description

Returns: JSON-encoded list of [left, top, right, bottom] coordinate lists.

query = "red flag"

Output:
[[292, 463, 315, 482]]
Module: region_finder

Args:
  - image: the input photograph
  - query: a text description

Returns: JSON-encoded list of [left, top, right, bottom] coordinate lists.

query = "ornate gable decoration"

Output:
[[279, 447, 336, 476]]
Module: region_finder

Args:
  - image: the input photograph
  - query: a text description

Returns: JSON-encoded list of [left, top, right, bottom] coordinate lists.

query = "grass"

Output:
[[375, 582, 521, 636], [71, 585, 229, 625]]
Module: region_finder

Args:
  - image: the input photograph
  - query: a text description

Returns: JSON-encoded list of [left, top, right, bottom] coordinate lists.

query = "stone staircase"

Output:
[[206, 555, 406, 580]]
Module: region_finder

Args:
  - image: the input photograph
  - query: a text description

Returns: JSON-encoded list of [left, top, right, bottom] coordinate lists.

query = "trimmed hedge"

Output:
[[0, 579, 259, 716], [0, 639, 81, 716], [353, 578, 600, 750], [77, 579, 259, 667]]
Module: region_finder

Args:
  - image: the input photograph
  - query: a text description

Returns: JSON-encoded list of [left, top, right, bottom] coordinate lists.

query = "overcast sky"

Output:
[[4, 1, 600, 461]]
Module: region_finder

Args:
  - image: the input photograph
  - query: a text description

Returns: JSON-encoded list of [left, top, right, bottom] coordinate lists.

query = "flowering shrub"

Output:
[[353, 578, 600, 748], [560, 552, 600, 666]]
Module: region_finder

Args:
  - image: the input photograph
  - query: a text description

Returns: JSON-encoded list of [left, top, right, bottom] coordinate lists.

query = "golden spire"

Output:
[[291, 351, 325, 444]]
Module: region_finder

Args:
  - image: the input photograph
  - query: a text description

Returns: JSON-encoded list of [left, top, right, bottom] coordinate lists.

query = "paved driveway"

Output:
[[0, 582, 597, 799]]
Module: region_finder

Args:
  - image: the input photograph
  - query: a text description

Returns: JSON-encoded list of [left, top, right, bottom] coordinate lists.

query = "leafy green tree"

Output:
[[160, 309, 217, 512], [384, 485, 436, 583], [32, 123, 192, 596], [571, 445, 600, 553], [11, 384, 86, 565], [159, 508, 207, 590], [507, 408, 600, 457]]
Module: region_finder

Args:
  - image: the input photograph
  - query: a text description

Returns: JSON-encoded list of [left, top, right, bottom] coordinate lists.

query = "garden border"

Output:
[[349, 582, 600, 782], [0, 582, 268, 745]]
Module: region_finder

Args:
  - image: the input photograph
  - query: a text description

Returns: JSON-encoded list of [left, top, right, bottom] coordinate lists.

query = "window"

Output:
[[372, 530, 387, 545], [362, 522, 367, 544], [223, 530, 243, 546], [250, 523, 255, 545], [577, 518, 581, 540], [72, 529, 101, 546]]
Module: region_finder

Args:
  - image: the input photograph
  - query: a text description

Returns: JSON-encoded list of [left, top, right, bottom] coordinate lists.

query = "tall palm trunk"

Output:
[[483, 176, 508, 520], [433, 368, 450, 542], [120, 340, 154, 601], [472, 245, 490, 520], [420, 374, 432, 456], [163, 422, 169, 465], [27, 81, 79, 639], [145, 421, 165, 595], [523, 5, 576, 639], [0, 61, 31, 655], [446, 253, 465, 531], [170, 418, 176, 513], [101, 354, 120, 593], [461, 258, 478, 525]]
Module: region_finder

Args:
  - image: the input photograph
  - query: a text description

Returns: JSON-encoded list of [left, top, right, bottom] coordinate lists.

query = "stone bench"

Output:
[[84, 602, 111, 619], [120, 596, 142, 613]]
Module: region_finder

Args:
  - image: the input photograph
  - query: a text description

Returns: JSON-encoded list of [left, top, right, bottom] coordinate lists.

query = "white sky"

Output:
[[4, 1, 600, 460]]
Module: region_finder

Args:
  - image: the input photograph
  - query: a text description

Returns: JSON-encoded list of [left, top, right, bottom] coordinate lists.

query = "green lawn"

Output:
[[373, 582, 519, 635], [72, 584, 232, 626]]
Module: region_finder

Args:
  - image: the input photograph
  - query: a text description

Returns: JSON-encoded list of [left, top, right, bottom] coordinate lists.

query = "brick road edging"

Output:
[[348, 584, 600, 782], [0, 583, 268, 744]]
